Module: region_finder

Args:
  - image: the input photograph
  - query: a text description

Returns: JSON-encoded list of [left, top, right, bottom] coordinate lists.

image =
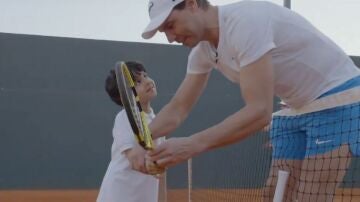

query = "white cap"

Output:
[[142, 0, 184, 39]]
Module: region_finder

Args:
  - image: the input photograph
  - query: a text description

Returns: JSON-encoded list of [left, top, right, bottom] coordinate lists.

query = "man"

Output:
[[140, 0, 360, 201]]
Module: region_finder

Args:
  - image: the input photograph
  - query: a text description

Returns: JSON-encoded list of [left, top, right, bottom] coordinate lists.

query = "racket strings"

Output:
[[121, 62, 154, 150]]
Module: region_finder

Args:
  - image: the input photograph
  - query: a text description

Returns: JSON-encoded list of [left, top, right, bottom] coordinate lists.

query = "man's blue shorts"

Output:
[[270, 75, 360, 159]]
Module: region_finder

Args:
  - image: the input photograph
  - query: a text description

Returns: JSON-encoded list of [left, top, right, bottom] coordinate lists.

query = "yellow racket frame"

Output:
[[121, 62, 154, 150]]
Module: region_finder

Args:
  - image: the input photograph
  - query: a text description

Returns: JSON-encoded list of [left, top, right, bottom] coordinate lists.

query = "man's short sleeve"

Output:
[[187, 43, 214, 74]]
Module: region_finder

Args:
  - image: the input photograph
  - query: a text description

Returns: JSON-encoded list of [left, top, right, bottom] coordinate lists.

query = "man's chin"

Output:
[[182, 41, 199, 48]]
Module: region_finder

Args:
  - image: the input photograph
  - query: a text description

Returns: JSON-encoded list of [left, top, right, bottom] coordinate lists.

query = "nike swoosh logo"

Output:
[[315, 139, 333, 145]]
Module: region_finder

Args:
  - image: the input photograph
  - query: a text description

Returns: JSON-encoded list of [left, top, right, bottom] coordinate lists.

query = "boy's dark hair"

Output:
[[105, 61, 147, 106], [174, 0, 210, 10]]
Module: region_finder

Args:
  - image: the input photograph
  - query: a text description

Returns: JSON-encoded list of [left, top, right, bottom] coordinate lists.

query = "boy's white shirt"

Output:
[[187, 1, 360, 109], [97, 109, 164, 202]]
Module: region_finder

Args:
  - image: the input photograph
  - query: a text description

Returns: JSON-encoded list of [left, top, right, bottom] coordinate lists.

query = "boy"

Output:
[[97, 61, 163, 202]]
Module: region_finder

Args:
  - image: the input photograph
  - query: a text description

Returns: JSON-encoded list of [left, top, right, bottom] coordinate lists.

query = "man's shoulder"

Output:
[[220, 1, 276, 10], [220, 1, 278, 21]]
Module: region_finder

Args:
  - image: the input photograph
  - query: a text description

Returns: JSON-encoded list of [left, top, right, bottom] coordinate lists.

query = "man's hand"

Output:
[[147, 137, 202, 168], [124, 144, 147, 173], [145, 159, 166, 175]]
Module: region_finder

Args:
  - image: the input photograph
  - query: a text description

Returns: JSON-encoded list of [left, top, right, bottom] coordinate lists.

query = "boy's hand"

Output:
[[124, 144, 147, 173], [145, 159, 166, 175]]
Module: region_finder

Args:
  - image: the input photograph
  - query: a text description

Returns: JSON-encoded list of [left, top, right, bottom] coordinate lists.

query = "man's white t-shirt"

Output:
[[187, 1, 360, 108], [97, 109, 162, 202]]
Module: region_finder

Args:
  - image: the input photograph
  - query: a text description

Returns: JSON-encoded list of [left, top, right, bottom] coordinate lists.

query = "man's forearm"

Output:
[[149, 73, 209, 139], [191, 104, 272, 153], [149, 103, 185, 138]]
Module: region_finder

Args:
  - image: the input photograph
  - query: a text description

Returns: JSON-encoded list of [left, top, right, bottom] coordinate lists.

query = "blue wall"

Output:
[[0, 33, 359, 190]]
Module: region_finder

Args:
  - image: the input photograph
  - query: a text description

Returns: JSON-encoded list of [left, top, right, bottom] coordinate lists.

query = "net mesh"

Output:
[[161, 57, 360, 202], [164, 90, 360, 202]]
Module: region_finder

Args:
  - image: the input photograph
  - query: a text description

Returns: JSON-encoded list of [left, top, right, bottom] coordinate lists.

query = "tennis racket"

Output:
[[115, 61, 154, 150], [114, 61, 164, 174]]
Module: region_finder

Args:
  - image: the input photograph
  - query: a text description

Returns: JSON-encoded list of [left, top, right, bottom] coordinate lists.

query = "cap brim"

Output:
[[141, 9, 172, 39]]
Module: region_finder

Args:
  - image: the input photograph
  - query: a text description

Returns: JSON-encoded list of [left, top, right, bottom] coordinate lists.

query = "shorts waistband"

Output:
[[274, 86, 360, 116]]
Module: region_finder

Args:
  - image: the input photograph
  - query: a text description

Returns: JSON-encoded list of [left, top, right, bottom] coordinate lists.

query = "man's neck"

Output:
[[203, 5, 219, 48]]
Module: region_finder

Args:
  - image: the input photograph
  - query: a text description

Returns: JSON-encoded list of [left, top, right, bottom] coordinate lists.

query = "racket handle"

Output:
[[141, 112, 154, 149], [146, 159, 165, 175]]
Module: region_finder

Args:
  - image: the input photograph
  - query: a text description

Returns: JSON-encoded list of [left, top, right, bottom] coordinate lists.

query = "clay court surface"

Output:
[[1, 188, 359, 202]]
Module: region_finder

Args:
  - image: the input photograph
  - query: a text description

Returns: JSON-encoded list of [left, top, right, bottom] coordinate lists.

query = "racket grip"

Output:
[[141, 112, 154, 150], [146, 159, 165, 175]]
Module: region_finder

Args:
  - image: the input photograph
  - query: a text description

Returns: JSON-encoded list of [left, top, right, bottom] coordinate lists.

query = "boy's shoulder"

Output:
[[114, 109, 127, 122], [113, 109, 132, 133]]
